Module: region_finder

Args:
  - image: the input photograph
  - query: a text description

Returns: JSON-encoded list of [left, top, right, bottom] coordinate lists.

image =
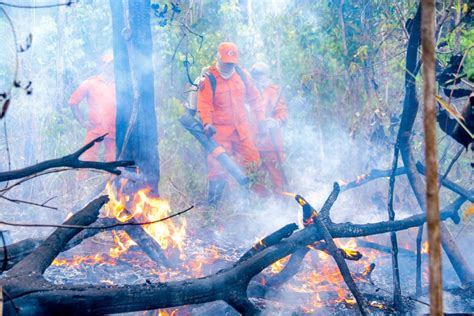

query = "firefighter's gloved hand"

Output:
[[203, 123, 216, 137], [265, 118, 280, 130]]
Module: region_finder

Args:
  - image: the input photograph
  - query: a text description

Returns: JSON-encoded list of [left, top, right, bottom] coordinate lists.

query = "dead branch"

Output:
[[340, 167, 407, 191], [0, 206, 193, 230], [416, 162, 473, 203], [0, 195, 58, 210], [237, 223, 299, 263], [340, 165, 473, 202], [0, 135, 135, 182], [122, 218, 171, 267]]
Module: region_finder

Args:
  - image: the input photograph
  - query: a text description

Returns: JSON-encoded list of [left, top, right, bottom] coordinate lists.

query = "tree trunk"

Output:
[[110, 0, 160, 193], [421, 0, 443, 313]]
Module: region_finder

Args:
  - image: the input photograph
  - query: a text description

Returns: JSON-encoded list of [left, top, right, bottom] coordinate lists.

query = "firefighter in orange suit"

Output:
[[250, 62, 288, 194], [68, 53, 116, 162], [197, 42, 265, 207]]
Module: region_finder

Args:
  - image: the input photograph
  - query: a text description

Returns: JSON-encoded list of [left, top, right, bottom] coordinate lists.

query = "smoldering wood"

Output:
[[237, 223, 299, 263], [0, 189, 467, 315], [340, 167, 407, 192], [122, 219, 171, 268], [0, 215, 172, 272], [299, 194, 367, 314], [0, 135, 134, 183], [265, 247, 309, 288]]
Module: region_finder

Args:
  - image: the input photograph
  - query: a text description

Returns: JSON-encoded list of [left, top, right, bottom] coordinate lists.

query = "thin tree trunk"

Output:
[[422, 0, 443, 314]]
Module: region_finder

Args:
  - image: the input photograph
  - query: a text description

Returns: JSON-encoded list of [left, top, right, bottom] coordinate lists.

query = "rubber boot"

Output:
[[208, 179, 226, 208]]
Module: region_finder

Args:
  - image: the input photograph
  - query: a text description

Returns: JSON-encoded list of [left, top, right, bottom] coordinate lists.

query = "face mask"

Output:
[[216, 60, 235, 79]]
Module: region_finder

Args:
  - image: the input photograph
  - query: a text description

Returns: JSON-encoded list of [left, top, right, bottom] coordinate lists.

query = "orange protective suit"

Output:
[[257, 84, 288, 193], [69, 75, 116, 162], [197, 65, 264, 180]]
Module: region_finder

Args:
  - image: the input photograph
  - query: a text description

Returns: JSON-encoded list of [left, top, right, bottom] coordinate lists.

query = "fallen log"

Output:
[[0, 238, 43, 272]]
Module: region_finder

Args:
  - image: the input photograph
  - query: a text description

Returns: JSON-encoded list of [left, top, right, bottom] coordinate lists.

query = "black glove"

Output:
[[203, 123, 216, 137]]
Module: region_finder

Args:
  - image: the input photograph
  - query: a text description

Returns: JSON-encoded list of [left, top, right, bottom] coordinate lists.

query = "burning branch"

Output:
[[292, 189, 368, 314], [0, 134, 135, 183]]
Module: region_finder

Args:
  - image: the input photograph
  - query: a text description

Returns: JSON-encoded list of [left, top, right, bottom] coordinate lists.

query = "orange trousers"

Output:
[[208, 129, 260, 181], [81, 131, 116, 162]]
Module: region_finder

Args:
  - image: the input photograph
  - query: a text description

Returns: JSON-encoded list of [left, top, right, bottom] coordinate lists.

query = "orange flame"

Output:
[[270, 256, 290, 274], [421, 241, 429, 254], [104, 181, 187, 253]]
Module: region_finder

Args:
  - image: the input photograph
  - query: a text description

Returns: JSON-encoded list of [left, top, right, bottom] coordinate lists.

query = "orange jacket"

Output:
[[197, 65, 264, 141], [69, 75, 116, 136], [257, 84, 288, 153]]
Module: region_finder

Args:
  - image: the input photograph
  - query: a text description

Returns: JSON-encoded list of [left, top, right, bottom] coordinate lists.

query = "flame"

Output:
[[53, 181, 187, 269], [421, 241, 429, 254], [52, 231, 136, 267], [341, 247, 361, 260], [463, 204, 474, 222], [156, 309, 178, 316], [270, 256, 290, 274], [104, 181, 187, 253]]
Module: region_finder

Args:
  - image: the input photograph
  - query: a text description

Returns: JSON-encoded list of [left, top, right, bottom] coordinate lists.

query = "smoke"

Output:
[[0, 1, 472, 314]]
